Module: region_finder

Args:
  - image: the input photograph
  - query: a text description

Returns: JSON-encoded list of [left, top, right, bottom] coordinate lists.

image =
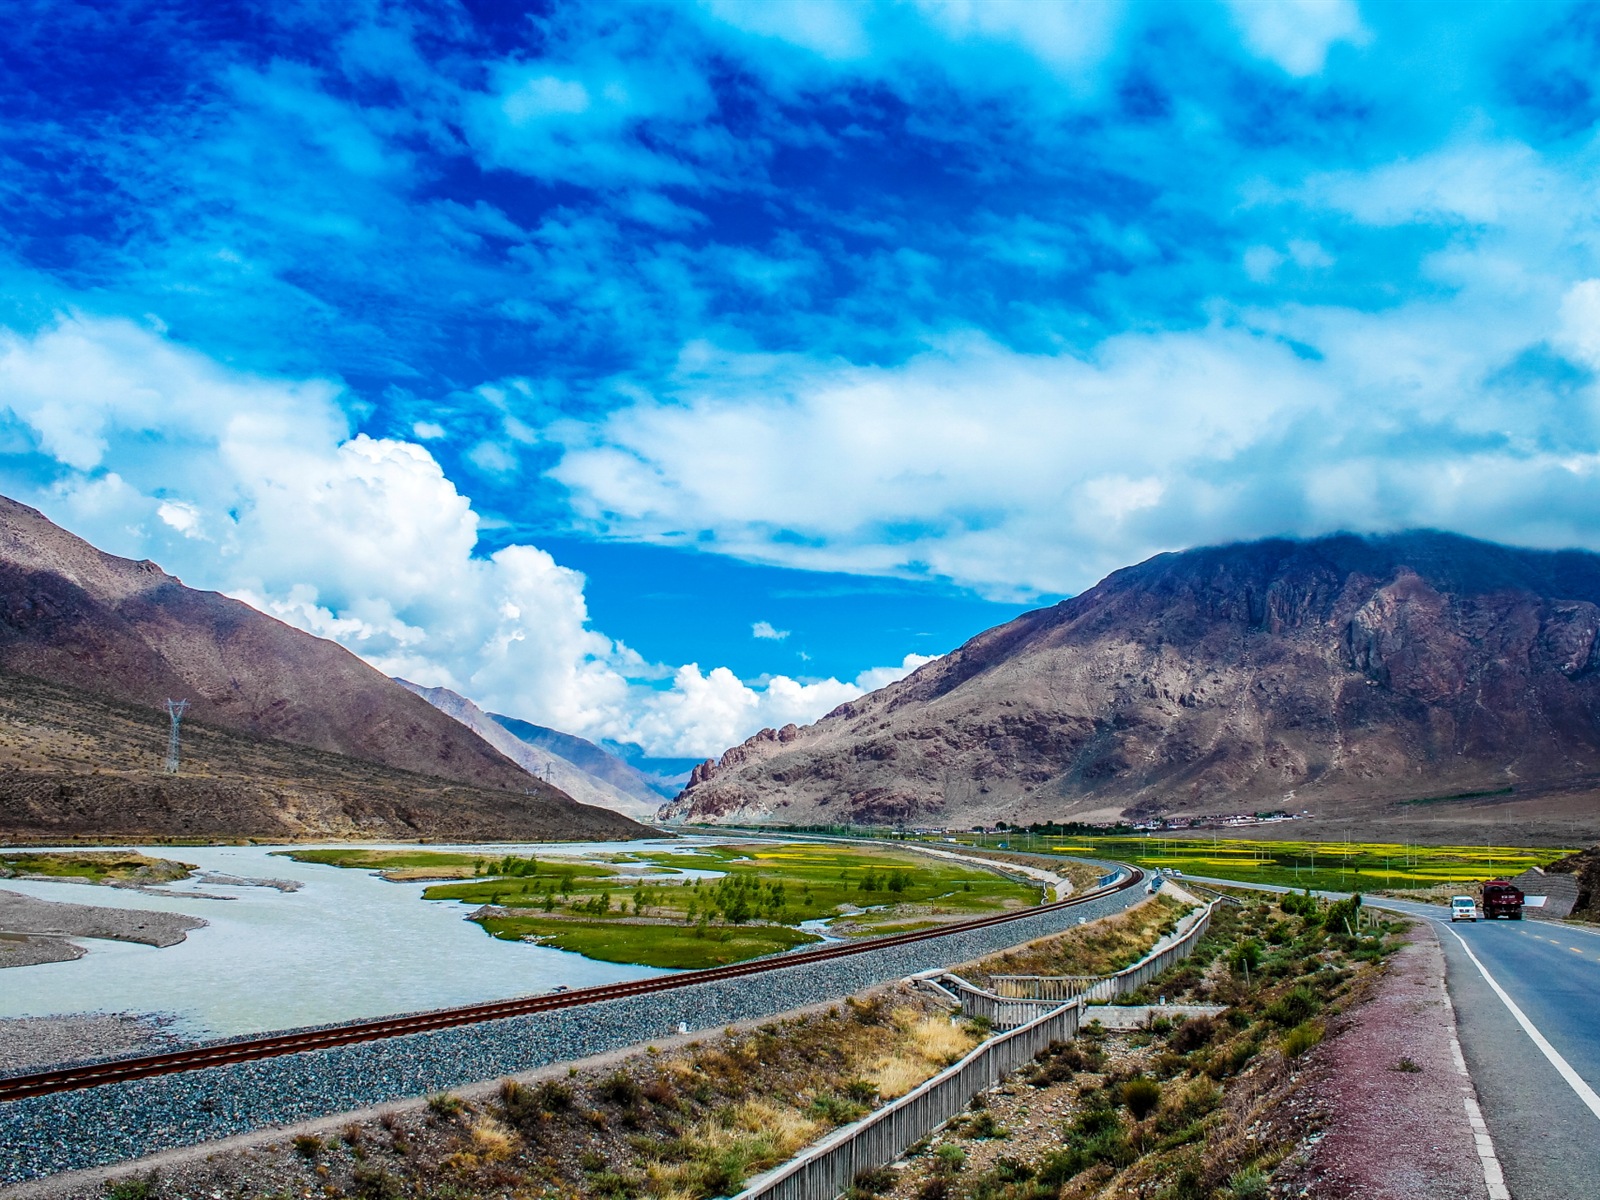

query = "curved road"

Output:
[[1189, 875, 1600, 1199]]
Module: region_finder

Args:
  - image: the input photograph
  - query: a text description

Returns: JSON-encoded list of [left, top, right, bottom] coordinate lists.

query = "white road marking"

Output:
[[1438, 921, 1600, 1122]]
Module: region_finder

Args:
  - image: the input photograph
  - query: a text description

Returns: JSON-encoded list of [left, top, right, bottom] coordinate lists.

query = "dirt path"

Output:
[[1288, 919, 1491, 1199]]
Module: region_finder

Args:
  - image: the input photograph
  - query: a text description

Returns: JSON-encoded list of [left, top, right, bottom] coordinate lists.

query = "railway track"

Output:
[[0, 865, 1144, 1104]]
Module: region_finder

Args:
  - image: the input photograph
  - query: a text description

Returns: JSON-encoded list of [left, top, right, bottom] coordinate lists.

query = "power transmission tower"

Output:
[[164, 699, 189, 774]]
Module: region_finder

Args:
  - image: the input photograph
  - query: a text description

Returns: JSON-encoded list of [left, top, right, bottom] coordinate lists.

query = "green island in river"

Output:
[[281, 842, 1040, 969]]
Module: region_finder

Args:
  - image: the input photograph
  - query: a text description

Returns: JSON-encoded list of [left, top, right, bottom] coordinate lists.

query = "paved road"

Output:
[[1186, 875, 1600, 1199]]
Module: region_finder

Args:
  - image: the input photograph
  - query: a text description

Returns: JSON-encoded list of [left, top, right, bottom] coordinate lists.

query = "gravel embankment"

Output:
[[0, 887, 1137, 1184], [0, 890, 207, 954], [0, 1014, 188, 1076]]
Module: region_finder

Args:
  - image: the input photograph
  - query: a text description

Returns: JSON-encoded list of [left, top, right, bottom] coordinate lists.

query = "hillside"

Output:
[[0, 494, 537, 793], [487, 714, 675, 801], [666, 532, 1600, 843], [396, 681, 661, 820], [0, 669, 645, 842]]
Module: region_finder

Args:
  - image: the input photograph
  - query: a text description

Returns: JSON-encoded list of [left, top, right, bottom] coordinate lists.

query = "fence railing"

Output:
[[732, 1000, 1081, 1200], [985, 900, 1216, 1007]]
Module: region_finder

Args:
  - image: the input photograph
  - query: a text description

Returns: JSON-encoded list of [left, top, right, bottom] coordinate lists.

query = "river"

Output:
[[0, 840, 707, 1039]]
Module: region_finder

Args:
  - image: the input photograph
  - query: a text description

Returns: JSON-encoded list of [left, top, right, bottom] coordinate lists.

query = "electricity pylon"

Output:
[[164, 699, 189, 774]]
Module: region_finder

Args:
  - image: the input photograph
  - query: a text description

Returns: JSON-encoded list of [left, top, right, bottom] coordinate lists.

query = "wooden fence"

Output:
[[731, 1000, 1081, 1200]]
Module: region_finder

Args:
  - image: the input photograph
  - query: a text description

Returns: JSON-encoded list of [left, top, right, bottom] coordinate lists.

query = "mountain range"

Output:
[[395, 680, 662, 820], [665, 532, 1600, 844], [0, 495, 644, 842]]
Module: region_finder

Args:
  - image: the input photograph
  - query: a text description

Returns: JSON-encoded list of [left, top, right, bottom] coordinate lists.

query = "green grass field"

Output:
[[298, 841, 1040, 969], [935, 833, 1572, 894], [476, 913, 822, 968]]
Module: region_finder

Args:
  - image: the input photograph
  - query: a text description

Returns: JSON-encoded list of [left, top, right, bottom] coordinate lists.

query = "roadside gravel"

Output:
[[0, 885, 1139, 1184], [1282, 919, 1488, 1199]]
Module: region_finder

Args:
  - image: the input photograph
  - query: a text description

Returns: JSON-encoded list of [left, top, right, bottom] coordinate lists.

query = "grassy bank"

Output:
[[0, 849, 193, 885], [879, 892, 1404, 1200], [963, 893, 1191, 987]]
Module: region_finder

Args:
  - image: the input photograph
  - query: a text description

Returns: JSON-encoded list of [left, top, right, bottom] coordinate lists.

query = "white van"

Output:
[[1450, 896, 1479, 922]]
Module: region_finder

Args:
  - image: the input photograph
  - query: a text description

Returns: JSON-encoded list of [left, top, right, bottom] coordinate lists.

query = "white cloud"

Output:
[[0, 314, 924, 759], [751, 620, 789, 640], [1225, 0, 1370, 77], [412, 420, 445, 439], [549, 213, 1600, 599]]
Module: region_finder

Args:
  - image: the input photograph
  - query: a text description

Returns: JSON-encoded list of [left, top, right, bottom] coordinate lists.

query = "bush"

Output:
[[1168, 1015, 1217, 1055], [1229, 1167, 1271, 1199], [427, 1092, 464, 1118], [1265, 985, 1321, 1028], [291, 1133, 323, 1159], [598, 1071, 643, 1106], [501, 1078, 575, 1127], [852, 1166, 897, 1196], [843, 1078, 880, 1103], [1121, 1077, 1162, 1121], [934, 1144, 967, 1172], [103, 1176, 158, 1200], [1228, 939, 1264, 976], [351, 1166, 404, 1200], [809, 1093, 868, 1124], [1283, 1020, 1324, 1058]]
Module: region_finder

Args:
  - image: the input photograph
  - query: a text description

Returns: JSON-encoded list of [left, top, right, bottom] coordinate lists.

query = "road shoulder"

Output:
[[1284, 919, 1490, 1199]]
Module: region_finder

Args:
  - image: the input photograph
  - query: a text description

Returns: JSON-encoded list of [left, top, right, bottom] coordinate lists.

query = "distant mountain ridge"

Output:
[[395, 680, 661, 820], [0, 493, 646, 841], [487, 713, 672, 802], [666, 531, 1600, 842]]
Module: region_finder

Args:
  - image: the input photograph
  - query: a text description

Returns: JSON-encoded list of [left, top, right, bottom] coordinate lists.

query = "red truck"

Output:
[[1481, 879, 1525, 920]]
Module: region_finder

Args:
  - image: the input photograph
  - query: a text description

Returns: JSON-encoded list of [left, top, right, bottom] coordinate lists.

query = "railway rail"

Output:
[[0, 864, 1143, 1104]]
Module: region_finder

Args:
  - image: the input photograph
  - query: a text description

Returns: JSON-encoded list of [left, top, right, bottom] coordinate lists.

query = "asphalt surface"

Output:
[[1187, 874, 1600, 1199]]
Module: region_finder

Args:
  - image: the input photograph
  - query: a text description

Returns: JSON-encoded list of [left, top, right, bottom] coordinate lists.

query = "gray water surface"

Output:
[[0, 841, 703, 1038]]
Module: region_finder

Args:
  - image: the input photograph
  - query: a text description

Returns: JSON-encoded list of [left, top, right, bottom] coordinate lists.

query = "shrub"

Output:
[[934, 1144, 967, 1172], [991, 1156, 1034, 1183], [1228, 939, 1264, 976], [1228, 1167, 1271, 1199], [1265, 985, 1321, 1028], [843, 1078, 880, 1103], [1283, 1020, 1324, 1058], [292, 1134, 323, 1159], [598, 1071, 643, 1106], [809, 1093, 868, 1124], [916, 1177, 949, 1200], [103, 1175, 158, 1200], [1168, 1016, 1217, 1055], [351, 1166, 404, 1200], [852, 1166, 898, 1195], [1121, 1077, 1162, 1121], [427, 1093, 464, 1118], [966, 1111, 1008, 1139]]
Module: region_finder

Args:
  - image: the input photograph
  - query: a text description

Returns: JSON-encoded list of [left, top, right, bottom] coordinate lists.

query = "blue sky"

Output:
[[5, 0, 1600, 762]]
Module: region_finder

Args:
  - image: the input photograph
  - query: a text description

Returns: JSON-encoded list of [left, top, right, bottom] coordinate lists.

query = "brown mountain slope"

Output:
[[665, 532, 1600, 841], [0, 494, 534, 793], [0, 669, 644, 842]]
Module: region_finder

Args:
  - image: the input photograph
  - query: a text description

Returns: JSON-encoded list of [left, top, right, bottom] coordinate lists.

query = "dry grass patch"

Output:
[[964, 894, 1191, 986]]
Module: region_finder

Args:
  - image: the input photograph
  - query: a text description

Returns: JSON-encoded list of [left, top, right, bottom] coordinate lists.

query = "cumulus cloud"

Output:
[[1225, 0, 1370, 76], [551, 229, 1600, 598], [0, 314, 929, 758], [751, 620, 789, 640]]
